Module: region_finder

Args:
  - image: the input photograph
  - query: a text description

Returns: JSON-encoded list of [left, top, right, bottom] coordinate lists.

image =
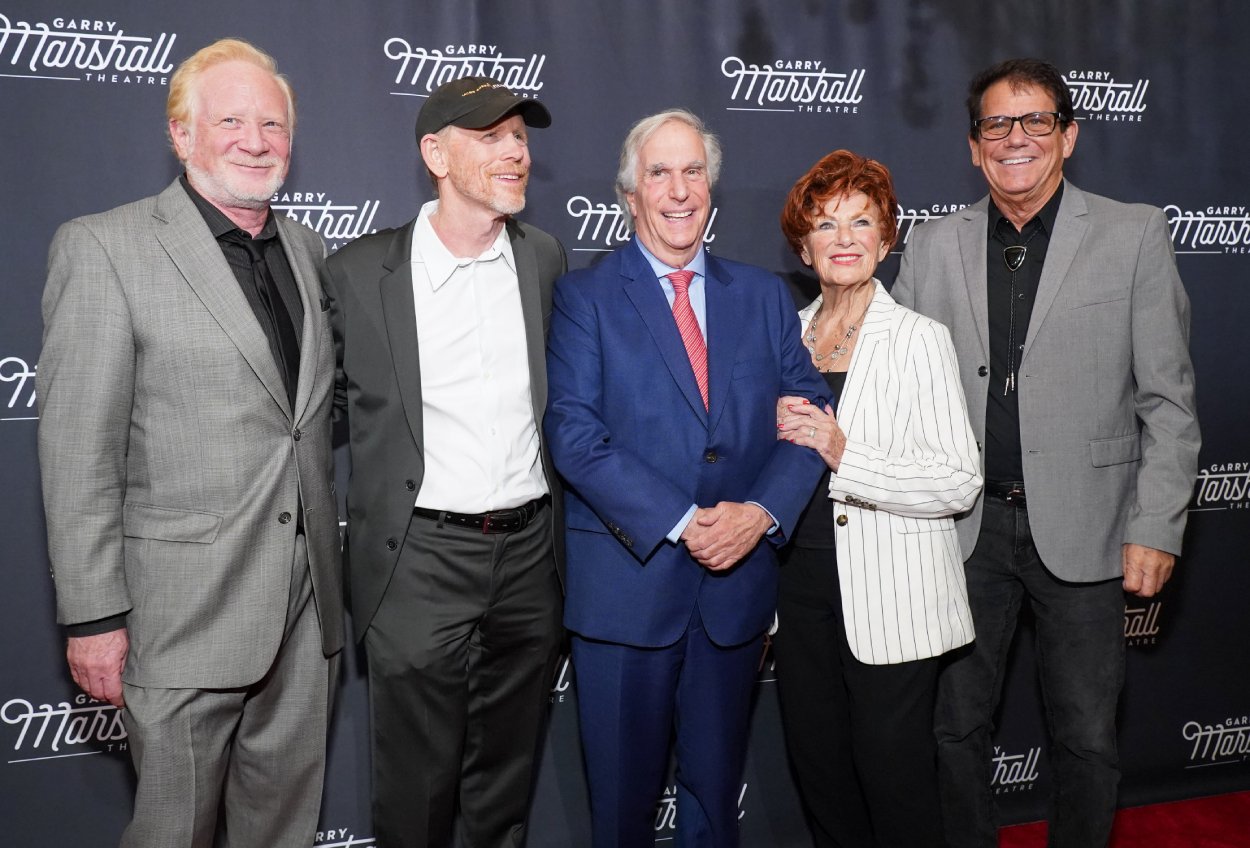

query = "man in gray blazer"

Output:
[[892, 58, 1199, 847], [320, 77, 565, 848], [37, 39, 341, 848]]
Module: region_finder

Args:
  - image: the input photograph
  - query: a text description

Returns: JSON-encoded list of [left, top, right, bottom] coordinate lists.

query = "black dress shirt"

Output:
[[983, 183, 1063, 484]]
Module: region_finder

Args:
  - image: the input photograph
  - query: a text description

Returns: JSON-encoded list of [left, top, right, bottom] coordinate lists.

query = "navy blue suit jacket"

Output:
[[545, 239, 827, 648]]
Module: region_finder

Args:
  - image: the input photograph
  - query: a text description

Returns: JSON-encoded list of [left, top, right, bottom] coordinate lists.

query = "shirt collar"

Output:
[[414, 199, 516, 292], [180, 174, 277, 241], [635, 237, 707, 284], [987, 180, 1065, 239]]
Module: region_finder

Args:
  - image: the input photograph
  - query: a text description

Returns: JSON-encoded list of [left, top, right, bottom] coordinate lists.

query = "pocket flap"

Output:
[[1089, 433, 1141, 467], [122, 502, 222, 543]]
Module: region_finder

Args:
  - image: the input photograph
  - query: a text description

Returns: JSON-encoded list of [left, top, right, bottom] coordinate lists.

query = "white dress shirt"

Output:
[[409, 200, 547, 512]]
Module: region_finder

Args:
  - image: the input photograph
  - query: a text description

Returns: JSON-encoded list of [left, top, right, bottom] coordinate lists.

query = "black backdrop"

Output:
[[3, 2, 1248, 845]]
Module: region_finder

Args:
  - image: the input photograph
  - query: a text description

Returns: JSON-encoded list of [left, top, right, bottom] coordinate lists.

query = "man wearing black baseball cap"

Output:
[[321, 76, 566, 848]]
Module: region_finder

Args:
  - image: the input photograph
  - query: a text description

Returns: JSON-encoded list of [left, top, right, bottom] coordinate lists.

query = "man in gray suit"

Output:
[[320, 77, 565, 848], [37, 39, 341, 847], [892, 58, 1199, 847]]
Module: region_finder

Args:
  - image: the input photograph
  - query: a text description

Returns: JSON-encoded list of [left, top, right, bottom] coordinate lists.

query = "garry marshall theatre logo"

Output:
[[1182, 715, 1250, 767], [893, 201, 970, 252], [1064, 70, 1148, 122], [383, 40, 545, 98], [550, 655, 572, 704], [991, 744, 1041, 795], [3, 694, 127, 763], [721, 57, 864, 114], [1124, 601, 1162, 647], [566, 195, 718, 253], [271, 191, 381, 250], [1, 355, 37, 421], [655, 784, 748, 836], [316, 828, 376, 847], [0, 13, 175, 86], [1191, 461, 1250, 511], [1165, 205, 1250, 255]]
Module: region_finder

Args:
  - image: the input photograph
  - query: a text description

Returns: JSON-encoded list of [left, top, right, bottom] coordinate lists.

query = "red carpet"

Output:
[[998, 791, 1250, 847]]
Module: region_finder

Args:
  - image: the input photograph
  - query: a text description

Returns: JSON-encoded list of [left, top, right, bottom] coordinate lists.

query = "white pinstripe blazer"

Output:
[[797, 281, 983, 664]]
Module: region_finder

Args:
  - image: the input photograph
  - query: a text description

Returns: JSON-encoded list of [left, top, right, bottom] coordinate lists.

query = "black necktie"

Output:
[[224, 230, 301, 409]]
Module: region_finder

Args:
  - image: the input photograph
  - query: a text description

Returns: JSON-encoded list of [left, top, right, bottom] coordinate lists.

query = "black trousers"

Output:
[[773, 544, 943, 848], [364, 504, 563, 848]]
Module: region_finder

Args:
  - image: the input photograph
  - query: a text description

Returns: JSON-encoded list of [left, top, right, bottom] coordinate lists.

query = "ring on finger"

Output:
[[808, 426, 816, 438]]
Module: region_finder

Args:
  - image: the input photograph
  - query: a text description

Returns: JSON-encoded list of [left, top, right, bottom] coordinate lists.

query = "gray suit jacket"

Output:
[[892, 181, 1200, 582], [320, 216, 567, 641], [38, 179, 344, 688]]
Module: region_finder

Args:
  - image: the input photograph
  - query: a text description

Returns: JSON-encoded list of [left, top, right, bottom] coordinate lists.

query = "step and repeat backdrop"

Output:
[[2, 2, 1247, 845]]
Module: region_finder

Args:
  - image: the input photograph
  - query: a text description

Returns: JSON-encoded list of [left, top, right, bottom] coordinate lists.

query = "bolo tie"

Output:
[[993, 224, 1039, 395]]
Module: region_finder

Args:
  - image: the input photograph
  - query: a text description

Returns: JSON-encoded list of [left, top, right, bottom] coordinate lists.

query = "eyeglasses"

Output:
[[972, 112, 1064, 140]]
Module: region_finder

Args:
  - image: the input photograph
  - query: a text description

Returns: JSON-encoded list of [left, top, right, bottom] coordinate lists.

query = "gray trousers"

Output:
[[365, 504, 563, 848], [120, 534, 338, 848]]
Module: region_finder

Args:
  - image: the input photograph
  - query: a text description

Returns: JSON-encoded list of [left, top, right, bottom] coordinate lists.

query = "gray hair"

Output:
[[614, 109, 722, 222]]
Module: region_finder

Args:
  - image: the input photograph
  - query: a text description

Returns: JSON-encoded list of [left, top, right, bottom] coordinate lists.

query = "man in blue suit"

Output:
[[545, 109, 827, 847]]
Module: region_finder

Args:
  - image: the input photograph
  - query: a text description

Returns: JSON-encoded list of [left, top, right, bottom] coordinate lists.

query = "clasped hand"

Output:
[[681, 502, 771, 571], [776, 395, 845, 471]]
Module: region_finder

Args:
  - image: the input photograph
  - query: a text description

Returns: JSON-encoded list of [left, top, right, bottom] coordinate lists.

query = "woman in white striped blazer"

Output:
[[775, 150, 983, 848]]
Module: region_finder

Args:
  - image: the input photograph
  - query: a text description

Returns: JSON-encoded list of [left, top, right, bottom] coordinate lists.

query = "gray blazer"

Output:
[[892, 181, 1200, 582], [320, 216, 567, 641], [38, 179, 344, 688]]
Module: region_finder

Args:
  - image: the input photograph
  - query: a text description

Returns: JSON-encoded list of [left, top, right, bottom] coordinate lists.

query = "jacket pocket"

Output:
[[1089, 433, 1141, 467], [122, 502, 222, 543]]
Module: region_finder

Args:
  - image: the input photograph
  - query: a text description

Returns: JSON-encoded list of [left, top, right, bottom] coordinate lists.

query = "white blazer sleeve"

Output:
[[830, 311, 983, 518]]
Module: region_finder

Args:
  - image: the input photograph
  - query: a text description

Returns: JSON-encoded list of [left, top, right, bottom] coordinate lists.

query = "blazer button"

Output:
[[405, 479, 416, 491], [279, 512, 292, 524], [836, 514, 848, 527], [292, 428, 302, 441], [704, 450, 718, 463], [978, 365, 988, 377], [386, 538, 398, 551]]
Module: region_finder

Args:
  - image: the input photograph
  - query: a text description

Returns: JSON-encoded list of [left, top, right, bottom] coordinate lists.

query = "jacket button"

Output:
[[278, 512, 292, 524], [405, 479, 416, 491], [836, 514, 848, 526], [292, 428, 302, 441], [704, 450, 718, 463], [386, 538, 398, 551], [978, 365, 988, 377]]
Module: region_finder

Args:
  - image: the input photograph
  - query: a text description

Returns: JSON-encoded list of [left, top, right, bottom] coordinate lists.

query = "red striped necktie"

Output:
[[666, 270, 708, 410]]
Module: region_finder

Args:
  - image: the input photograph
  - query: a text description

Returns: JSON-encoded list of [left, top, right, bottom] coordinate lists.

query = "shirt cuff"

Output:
[[746, 501, 779, 535], [65, 614, 128, 638], [668, 504, 699, 543]]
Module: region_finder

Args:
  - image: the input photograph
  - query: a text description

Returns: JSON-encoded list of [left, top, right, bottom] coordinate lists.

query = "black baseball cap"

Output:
[[414, 76, 552, 141]]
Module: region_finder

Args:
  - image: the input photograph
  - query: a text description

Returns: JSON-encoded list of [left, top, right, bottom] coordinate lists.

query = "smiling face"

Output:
[[799, 192, 890, 291], [430, 112, 532, 220], [970, 79, 1077, 221], [170, 60, 291, 215], [626, 120, 711, 268]]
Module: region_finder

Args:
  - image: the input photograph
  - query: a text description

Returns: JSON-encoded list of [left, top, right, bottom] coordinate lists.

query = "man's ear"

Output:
[[420, 133, 449, 180]]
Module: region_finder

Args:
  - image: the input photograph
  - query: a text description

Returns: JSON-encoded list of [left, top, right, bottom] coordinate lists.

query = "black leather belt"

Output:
[[413, 496, 548, 534], [985, 481, 1027, 507]]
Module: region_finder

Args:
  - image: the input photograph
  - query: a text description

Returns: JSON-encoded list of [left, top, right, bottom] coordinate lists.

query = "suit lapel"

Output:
[[275, 214, 322, 425], [703, 255, 742, 433], [836, 281, 891, 428], [956, 201, 992, 366], [621, 242, 708, 423], [509, 220, 547, 421], [153, 181, 291, 418], [1023, 181, 1088, 360], [378, 220, 425, 455]]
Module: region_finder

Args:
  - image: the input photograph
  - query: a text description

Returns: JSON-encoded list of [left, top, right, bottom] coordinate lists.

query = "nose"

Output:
[[1003, 118, 1031, 145], [500, 133, 528, 162], [669, 171, 690, 201], [238, 121, 268, 154]]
